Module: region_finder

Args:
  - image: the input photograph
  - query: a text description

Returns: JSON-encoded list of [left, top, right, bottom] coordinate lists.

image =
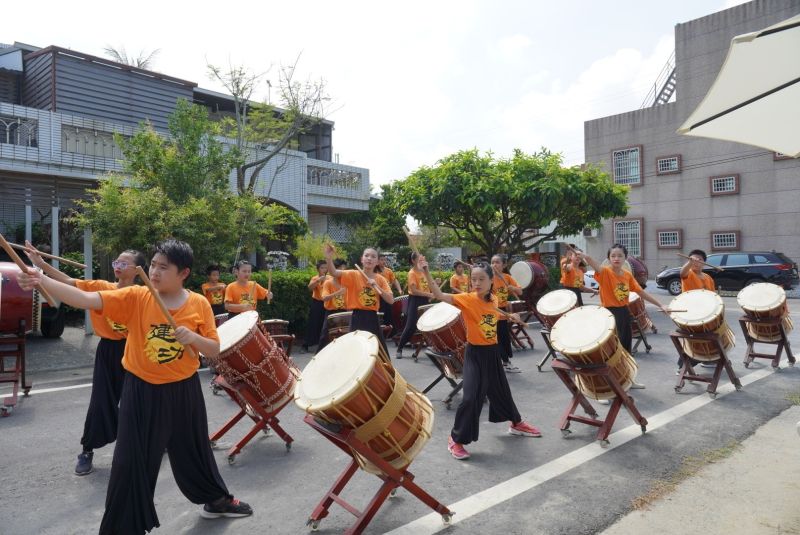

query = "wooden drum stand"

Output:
[[670, 330, 742, 398], [739, 315, 795, 369], [0, 320, 31, 416]]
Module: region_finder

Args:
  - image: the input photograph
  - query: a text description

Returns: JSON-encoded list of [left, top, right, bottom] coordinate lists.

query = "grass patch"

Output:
[[632, 440, 741, 510], [785, 392, 800, 405]]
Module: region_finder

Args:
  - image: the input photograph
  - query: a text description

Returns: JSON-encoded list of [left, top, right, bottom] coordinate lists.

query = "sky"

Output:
[[6, 0, 748, 187]]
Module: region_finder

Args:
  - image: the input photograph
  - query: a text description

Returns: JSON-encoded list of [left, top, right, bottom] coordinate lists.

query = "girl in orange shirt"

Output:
[[378, 254, 402, 335], [201, 264, 227, 316], [418, 257, 542, 460], [324, 244, 394, 353], [396, 252, 433, 359], [25, 243, 146, 476], [317, 259, 348, 352], [450, 262, 470, 294], [304, 260, 328, 352], [560, 249, 597, 306], [224, 260, 273, 318], [491, 254, 523, 373]]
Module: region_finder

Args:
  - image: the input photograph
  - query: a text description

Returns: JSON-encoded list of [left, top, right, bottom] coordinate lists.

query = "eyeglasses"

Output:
[[112, 261, 130, 269]]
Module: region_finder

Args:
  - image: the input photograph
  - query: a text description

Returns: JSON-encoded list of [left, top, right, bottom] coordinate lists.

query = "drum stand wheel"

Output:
[[670, 330, 742, 396], [208, 377, 294, 462], [551, 358, 648, 444], [422, 350, 463, 410], [738, 315, 795, 370], [303, 415, 453, 535]]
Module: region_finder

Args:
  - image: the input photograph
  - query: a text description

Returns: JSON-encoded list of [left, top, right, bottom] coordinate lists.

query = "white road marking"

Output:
[[385, 367, 774, 535], [21, 383, 93, 395]]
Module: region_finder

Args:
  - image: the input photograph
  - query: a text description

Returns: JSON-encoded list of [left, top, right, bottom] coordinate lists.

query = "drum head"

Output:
[[537, 289, 578, 316], [417, 302, 461, 332], [737, 282, 785, 312], [629, 292, 640, 304], [217, 311, 259, 353], [510, 261, 533, 289], [550, 305, 615, 354], [263, 319, 289, 325], [669, 289, 723, 326], [295, 330, 379, 412]]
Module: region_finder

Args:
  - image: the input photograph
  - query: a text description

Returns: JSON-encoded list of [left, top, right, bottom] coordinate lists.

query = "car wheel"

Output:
[[667, 278, 682, 296], [41, 306, 66, 338]]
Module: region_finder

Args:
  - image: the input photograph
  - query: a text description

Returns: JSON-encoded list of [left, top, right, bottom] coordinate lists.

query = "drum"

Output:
[[212, 311, 297, 413], [214, 313, 229, 327], [536, 289, 578, 330], [0, 262, 34, 334], [416, 302, 467, 378], [326, 311, 385, 341], [549, 306, 638, 400], [627, 293, 654, 334], [510, 260, 549, 294], [669, 290, 735, 361], [391, 295, 410, 335], [737, 283, 794, 342], [295, 331, 434, 475], [260, 319, 289, 337]]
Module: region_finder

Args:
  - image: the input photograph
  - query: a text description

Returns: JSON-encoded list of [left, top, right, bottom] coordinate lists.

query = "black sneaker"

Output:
[[75, 451, 94, 476], [201, 497, 253, 519]]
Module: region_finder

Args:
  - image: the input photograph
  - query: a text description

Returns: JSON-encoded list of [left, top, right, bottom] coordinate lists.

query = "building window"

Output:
[[656, 155, 681, 175], [657, 229, 682, 249], [711, 231, 739, 251], [613, 219, 642, 258], [710, 174, 739, 196], [612, 146, 642, 186]]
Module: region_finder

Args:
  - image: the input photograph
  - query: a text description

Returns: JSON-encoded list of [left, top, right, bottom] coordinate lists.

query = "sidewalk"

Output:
[[601, 404, 800, 535]]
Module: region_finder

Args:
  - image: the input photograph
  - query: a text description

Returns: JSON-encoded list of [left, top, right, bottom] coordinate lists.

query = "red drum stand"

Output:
[[551, 358, 647, 446], [208, 376, 294, 464], [0, 321, 30, 416], [670, 330, 742, 398], [303, 415, 453, 534], [631, 315, 653, 354], [510, 321, 535, 350], [739, 315, 795, 369], [421, 349, 464, 410]]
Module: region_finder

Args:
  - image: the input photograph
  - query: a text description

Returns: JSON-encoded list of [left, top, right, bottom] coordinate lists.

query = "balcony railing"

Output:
[[307, 164, 362, 190], [0, 115, 37, 147]]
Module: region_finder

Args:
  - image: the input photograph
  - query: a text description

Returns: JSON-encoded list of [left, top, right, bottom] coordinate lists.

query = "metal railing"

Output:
[[0, 115, 38, 147], [307, 164, 362, 190]]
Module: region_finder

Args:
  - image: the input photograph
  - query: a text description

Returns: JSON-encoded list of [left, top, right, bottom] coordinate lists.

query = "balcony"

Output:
[[306, 160, 370, 212]]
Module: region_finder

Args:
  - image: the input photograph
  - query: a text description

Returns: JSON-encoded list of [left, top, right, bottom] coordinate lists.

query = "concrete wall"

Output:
[[584, 0, 800, 274]]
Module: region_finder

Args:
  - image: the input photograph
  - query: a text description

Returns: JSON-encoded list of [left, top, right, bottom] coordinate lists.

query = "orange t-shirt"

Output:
[[309, 275, 328, 301], [98, 285, 218, 384], [450, 273, 469, 293], [492, 273, 519, 308], [681, 270, 716, 292], [75, 280, 128, 340], [201, 282, 226, 306], [407, 269, 430, 294], [383, 267, 397, 286], [322, 278, 346, 311], [224, 281, 269, 307], [338, 270, 390, 311], [452, 292, 499, 346], [560, 263, 584, 288], [594, 266, 642, 307]]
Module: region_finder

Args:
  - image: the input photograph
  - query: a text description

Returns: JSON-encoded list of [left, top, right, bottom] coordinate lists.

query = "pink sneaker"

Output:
[[509, 421, 542, 437], [447, 436, 470, 460]]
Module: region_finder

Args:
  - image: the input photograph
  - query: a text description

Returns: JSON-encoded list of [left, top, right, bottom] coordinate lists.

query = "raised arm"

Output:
[[418, 257, 454, 305], [24, 242, 76, 286], [16, 268, 102, 310], [324, 244, 343, 279], [679, 259, 693, 279], [577, 251, 603, 273]]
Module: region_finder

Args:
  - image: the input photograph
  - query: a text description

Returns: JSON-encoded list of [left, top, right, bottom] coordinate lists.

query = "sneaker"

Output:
[[630, 382, 646, 389], [675, 368, 682, 376], [201, 497, 253, 519], [75, 451, 94, 476], [447, 436, 470, 460], [509, 421, 542, 437], [396, 350, 404, 359], [700, 362, 717, 368], [597, 399, 610, 405], [503, 362, 521, 373]]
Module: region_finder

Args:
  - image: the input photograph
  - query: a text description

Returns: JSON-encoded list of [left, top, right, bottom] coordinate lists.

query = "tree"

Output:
[[331, 183, 407, 250], [207, 56, 330, 195], [392, 149, 629, 256], [72, 99, 303, 273], [103, 45, 160, 69]]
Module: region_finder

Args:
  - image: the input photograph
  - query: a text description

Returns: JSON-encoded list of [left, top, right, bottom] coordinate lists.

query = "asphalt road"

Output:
[[2, 288, 799, 535]]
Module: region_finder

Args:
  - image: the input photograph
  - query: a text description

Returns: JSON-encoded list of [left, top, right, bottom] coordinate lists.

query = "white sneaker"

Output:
[[629, 382, 646, 389], [504, 362, 521, 374], [597, 399, 610, 405]]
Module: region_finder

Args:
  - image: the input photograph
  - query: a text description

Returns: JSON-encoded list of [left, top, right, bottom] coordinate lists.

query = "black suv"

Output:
[[656, 251, 799, 295]]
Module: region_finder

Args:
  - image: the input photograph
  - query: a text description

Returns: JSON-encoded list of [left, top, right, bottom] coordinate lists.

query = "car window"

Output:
[[705, 255, 723, 267], [724, 254, 749, 266], [752, 255, 772, 264]]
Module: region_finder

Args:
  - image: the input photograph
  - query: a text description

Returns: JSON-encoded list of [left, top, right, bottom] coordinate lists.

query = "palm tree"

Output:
[[103, 46, 160, 69]]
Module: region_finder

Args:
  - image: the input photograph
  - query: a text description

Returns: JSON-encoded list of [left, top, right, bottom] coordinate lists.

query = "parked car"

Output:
[[655, 251, 799, 295]]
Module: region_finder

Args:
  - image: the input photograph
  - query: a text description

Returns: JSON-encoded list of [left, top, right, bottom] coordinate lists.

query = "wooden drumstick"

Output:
[[455, 259, 474, 269], [11, 242, 87, 269], [0, 232, 57, 306], [354, 263, 372, 283], [677, 252, 723, 272], [135, 266, 197, 358], [494, 306, 525, 326], [267, 268, 272, 304]]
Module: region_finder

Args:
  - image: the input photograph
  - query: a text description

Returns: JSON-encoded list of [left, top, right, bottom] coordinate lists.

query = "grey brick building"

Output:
[[583, 0, 800, 274]]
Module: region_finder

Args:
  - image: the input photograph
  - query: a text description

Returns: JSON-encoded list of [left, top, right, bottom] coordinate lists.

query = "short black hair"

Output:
[[689, 249, 707, 261], [153, 239, 193, 274], [474, 262, 495, 302], [316, 259, 327, 269], [334, 258, 347, 268], [206, 264, 221, 275], [236, 260, 251, 269], [121, 250, 147, 270], [607, 243, 628, 258]]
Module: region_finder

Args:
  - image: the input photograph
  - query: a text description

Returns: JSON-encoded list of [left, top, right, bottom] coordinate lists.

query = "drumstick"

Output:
[[455, 259, 474, 269], [354, 263, 372, 283], [135, 266, 197, 358], [494, 306, 525, 326], [661, 308, 688, 313], [11, 242, 88, 269], [267, 268, 272, 304], [677, 252, 723, 272], [0, 232, 57, 306]]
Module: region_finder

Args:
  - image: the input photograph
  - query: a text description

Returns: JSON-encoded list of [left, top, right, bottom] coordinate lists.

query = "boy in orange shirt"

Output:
[[224, 260, 273, 318], [450, 262, 470, 294], [680, 249, 716, 292], [317, 259, 348, 352], [304, 260, 329, 351], [17, 240, 252, 532], [201, 264, 227, 316], [560, 249, 597, 306]]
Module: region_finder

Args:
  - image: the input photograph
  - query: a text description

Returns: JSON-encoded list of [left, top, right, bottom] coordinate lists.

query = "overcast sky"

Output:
[[7, 0, 747, 187]]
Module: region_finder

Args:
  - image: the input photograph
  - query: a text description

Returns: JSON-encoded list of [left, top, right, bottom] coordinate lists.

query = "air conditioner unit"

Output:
[[583, 227, 598, 238]]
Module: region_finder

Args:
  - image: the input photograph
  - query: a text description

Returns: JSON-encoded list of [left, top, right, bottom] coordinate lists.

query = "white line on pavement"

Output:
[[385, 367, 774, 535], [24, 383, 93, 395]]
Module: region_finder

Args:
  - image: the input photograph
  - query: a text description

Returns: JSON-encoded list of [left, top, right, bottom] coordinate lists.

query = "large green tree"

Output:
[[392, 149, 628, 256], [331, 183, 407, 247], [73, 99, 307, 272]]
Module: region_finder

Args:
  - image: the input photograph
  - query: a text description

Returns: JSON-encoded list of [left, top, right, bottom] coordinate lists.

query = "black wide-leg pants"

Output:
[[81, 338, 126, 452]]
